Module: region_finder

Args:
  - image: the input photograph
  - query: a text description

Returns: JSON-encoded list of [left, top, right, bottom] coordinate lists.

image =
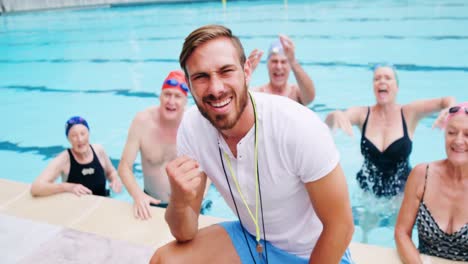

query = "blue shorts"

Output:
[[219, 221, 354, 264]]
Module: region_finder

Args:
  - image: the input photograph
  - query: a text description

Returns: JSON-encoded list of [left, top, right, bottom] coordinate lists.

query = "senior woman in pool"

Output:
[[31, 116, 121, 197], [325, 64, 455, 198], [395, 102, 468, 263]]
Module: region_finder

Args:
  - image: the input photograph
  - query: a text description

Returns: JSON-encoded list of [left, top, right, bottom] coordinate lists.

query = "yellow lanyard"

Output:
[[222, 92, 261, 244]]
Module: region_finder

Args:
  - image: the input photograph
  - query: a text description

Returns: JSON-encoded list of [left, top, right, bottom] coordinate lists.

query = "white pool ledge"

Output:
[[0, 179, 462, 264]]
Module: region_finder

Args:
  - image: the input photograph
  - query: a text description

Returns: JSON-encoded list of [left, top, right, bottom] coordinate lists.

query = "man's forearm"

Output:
[[291, 61, 315, 105], [309, 224, 354, 264], [118, 163, 140, 197], [165, 204, 199, 242]]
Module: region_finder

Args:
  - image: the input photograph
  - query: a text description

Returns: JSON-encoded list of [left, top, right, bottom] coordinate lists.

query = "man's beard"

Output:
[[195, 84, 249, 131]]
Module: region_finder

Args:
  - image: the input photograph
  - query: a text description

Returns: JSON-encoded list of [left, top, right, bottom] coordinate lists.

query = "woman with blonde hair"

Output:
[[325, 64, 455, 198]]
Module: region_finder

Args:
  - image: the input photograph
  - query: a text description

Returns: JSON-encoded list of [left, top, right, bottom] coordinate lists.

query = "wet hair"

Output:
[[179, 24, 246, 76], [373, 63, 399, 87]]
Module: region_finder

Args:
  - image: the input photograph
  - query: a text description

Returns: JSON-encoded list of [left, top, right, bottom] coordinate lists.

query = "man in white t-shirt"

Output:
[[150, 25, 354, 264]]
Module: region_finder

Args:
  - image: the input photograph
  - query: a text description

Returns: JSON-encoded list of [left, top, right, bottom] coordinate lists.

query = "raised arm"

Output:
[[247, 49, 265, 93], [247, 48, 264, 75], [165, 156, 207, 242], [405, 96, 456, 130], [30, 151, 92, 197], [118, 116, 160, 219], [325, 106, 364, 137], [307, 164, 354, 264], [94, 144, 121, 193], [395, 164, 427, 264], [279, 34, 316, 105]]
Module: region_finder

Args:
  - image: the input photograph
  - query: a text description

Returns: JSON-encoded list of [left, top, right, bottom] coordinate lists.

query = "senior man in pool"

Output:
[[248, 35, 316, 105], [118, 70, 189, 219], [150, 24, 354, 264]]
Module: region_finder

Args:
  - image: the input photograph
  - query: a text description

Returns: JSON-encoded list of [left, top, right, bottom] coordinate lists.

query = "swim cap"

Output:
[[65, 116, 89, 137], [267, 39, 285, 59], [445, 102, 468, 126], [162, 70, 189, 96]]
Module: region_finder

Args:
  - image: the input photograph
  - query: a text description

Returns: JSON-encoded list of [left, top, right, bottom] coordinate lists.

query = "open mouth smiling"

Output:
[[166, 106, 177, 112], [207, 97, 232, 109]]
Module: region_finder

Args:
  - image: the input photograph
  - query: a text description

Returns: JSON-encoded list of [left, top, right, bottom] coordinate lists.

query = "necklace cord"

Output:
[[223, 153, 260, 236], [218, 92, 268, 263], [218, 147, 257, 264], [253, 94, 268, 264]]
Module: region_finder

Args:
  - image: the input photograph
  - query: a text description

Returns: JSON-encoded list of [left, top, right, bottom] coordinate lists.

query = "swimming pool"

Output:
[[1, 0, 467, 249]]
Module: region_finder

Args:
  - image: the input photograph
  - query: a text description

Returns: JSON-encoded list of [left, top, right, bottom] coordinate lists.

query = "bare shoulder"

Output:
[[133, 106, 159, 126], [401, 101, 420, 118], [291, 83, 299, 90], [56, 149, 71, 163], [411, 163, 429, 178], [425, 159, 445, 174], [252, 84, 268, 92], [90, 144, 113, 169], [406, 163, 430, 198], [346, 106, 368, 126], [291, 83, 301, 96], [91, 143, 107, 156], [52, 150, 72, 172], [347, 106, 367, 114]]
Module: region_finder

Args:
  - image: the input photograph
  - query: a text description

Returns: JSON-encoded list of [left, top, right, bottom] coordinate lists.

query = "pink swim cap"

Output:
[[445, 101, 468, 126]]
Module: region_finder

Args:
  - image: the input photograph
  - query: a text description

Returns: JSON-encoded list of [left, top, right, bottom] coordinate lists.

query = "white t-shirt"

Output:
[[177, 92, 340, 258]]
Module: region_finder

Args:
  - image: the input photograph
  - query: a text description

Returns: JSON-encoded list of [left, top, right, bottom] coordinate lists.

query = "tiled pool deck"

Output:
[[0, 179, 461, 264]]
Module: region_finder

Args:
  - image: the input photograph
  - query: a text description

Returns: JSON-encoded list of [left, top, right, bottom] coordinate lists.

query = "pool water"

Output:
[[1, 0, 467, 249]]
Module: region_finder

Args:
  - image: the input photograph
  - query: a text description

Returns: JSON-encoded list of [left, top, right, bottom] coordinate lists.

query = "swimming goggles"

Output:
[[65, 116, 89, 136], [165, 78, 189, 93], [448, 106, 468, 115]]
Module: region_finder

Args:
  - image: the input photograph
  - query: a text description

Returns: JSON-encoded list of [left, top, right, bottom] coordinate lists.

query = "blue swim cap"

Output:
[[267, 39, 285, 59], [65, 116, 89, 137]]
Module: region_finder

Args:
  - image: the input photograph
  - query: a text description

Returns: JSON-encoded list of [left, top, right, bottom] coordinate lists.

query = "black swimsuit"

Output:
[[417, 165, 468, 261], [356, 107, 412, 197], [67, 145, 109, 196]]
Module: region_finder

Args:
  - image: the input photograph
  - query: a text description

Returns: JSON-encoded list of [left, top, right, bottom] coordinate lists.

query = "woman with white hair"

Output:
[[395, 102, 468, 262]]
